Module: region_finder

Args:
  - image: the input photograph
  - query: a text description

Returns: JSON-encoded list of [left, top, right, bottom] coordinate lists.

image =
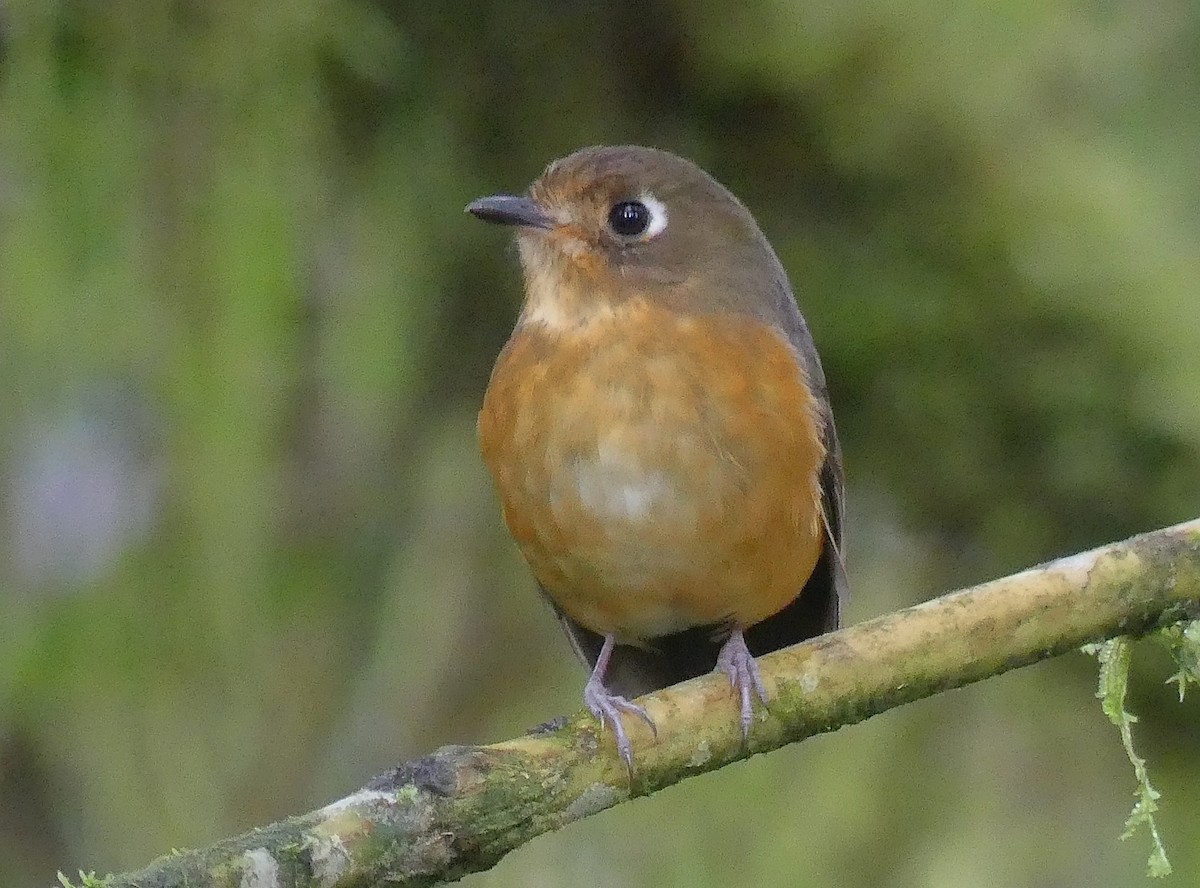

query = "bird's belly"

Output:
[[547, 424, 740, 636], [479, 305, 827, 642]]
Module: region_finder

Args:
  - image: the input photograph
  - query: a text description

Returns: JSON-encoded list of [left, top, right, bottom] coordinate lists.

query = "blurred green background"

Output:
[[1, 2, 1198, 886]]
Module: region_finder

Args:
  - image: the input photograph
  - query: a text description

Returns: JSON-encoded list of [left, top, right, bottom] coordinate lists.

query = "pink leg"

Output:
[[716, 628, 768, 739], [583, 634, 657, 770]]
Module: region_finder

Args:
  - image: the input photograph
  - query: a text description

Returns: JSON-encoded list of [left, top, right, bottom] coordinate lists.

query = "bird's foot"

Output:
[[583, 675, 657, 772], [717, 628, 767, 740]]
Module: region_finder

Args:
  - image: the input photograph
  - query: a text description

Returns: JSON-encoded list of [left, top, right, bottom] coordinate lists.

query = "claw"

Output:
[[584, 635, 657, 772], [716, 628, 767, 740], [584, 678, 655, 771]]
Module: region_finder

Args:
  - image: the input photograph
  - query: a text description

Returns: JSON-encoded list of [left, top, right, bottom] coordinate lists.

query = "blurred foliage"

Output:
[[0, 1, 1198, 886]]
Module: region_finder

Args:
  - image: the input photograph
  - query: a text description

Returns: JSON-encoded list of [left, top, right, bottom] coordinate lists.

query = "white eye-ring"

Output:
[[639, 192, 669, 238]]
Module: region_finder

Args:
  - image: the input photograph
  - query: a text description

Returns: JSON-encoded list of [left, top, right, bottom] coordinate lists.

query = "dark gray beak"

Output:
[[465, 194, 553, 229]]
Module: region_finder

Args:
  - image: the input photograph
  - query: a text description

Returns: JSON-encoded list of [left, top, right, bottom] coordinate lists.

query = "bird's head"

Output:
[[467, 145, 789, 331]]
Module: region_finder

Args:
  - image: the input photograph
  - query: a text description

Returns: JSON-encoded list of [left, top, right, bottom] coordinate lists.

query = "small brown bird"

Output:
[[468, 146, 846, 767]]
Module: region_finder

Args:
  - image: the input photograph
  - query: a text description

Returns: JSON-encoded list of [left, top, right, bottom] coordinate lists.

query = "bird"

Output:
[[467, 145, 846, 769]]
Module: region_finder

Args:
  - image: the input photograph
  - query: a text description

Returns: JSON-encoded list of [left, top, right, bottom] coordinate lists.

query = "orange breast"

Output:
[[478, 301, 826, 642]]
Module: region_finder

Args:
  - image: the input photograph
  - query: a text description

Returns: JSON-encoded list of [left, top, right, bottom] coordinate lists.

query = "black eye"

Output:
[[608, 200, 651, 237]]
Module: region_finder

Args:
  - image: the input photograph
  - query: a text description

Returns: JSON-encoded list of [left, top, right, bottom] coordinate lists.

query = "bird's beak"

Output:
[[465, 194, 554, 230]]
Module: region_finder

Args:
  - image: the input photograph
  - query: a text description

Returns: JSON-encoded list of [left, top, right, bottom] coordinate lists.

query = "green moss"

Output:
[[1085, 635, 1174, 877], [58, 873, 111, 888], [395, 783, 421, 804], [1161, 620, 1200, 701]]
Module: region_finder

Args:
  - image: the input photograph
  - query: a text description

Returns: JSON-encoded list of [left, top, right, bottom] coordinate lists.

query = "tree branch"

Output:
[[97, 519, 1200, 888]]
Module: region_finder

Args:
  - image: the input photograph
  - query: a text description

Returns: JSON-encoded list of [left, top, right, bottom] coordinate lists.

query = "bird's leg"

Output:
[[716, 628, 768, 740], [583, 634, 657, 770]]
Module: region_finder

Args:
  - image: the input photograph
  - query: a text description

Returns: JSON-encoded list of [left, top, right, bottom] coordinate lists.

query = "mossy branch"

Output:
[[88, 519, 1200, 888]]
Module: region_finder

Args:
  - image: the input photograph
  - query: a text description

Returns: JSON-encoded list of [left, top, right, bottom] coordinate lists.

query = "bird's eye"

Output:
[[608, 200, 651, 237], [607, 194, 669, 241]]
